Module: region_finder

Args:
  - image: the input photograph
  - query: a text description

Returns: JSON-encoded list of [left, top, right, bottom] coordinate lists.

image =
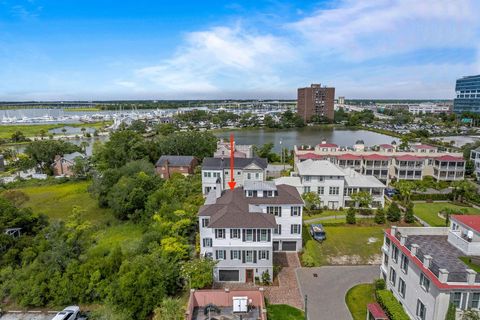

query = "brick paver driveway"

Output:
[[297, 265, 379, 320], [264, 252, 303, 309]]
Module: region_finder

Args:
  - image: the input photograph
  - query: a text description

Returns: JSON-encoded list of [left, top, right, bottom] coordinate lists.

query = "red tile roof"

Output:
[[452, 215, 480, 233], [317, 143, 338, 148], [412, 144, 436, 149], [435, 155, 464, 162], [297, 153, 323, 160], [367, 303, 388, 319], [395, 154, 424, 161], [363, 154, 391, 160], [337, 153, 362, 160], [379, 144, 394, 148]]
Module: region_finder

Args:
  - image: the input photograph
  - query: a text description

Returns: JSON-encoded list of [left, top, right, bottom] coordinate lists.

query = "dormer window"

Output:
[[246, 190, 254, 197], [266, 190, 274, 197]]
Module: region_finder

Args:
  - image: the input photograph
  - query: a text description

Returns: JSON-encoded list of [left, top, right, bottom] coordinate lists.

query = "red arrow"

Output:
[[228, 133, 236, 190]]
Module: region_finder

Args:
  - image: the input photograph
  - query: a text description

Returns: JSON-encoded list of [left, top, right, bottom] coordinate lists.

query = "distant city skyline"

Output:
[[1, 0, 479, 101]]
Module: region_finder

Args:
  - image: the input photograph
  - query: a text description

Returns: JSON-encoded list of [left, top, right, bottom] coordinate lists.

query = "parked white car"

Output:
[[51, 306, 79, 320]]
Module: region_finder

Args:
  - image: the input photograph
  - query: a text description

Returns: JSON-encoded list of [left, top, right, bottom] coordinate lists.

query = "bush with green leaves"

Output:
[[445, 303, 456, 320], [261, 270, 271, 285], [387, 202, 401, 222], [374, 278, 386, 290], [376, 290, 410, 320], [346, 207, 356, 224], [180, 258, 217, 289], [374, 208, 386, 224], [404, 202, 415, 224]]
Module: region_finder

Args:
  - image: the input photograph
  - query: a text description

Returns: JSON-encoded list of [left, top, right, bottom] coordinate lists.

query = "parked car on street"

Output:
[[51, 306, 88, 320]]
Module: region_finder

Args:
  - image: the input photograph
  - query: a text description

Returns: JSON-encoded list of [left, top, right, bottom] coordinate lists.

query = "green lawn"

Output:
[[0, 122, 109, 139], [16, 180, 112, 223], [267, 304, 304, 320], [346, 284, 375, 320], [414, 202, 480, 227], [302, 220, 386, 266]]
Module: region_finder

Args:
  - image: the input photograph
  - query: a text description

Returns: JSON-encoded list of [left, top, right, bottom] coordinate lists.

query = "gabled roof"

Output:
[[435, 155, 464, 162], [156, 155, 196, 167], [199, 184, 303, 228], [202, 157, 268, 170], [297, 159, 346, 176], [296, 152, 323, 160], [343, 168, 385, 188], [451, 215, 480, 233]]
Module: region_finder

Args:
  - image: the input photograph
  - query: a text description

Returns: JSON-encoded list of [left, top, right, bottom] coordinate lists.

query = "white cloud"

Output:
[[131, 25, 295, 94], [289, 0, 480, 61]]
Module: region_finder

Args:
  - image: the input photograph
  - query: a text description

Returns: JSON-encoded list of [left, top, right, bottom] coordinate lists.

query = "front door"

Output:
[[245, 269, 254, 283]]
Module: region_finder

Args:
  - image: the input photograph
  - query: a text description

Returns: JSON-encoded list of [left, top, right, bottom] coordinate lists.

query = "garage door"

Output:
[[282, 241, 297, 251], [219, 270, 239, 282], [273, 241, 279, 251]]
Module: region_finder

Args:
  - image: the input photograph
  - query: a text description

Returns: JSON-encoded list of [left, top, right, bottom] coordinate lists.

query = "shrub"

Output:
[[346, 207, 356, 224], [410, 193, 453, 201], [261, 270, 271, 285], [374, 208, 386, 224], [376, 290, 410, 320], [301, 253, 316, 267], [374, 278, 386, 291], [445, 303, 456, 320], [404, 202, 415, 224], [387, 202, 401, 222]]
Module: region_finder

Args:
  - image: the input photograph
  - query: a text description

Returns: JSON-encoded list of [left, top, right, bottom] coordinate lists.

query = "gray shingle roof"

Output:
[[202, 157, 268, 170], [156, 155, 196, 167], [199, 184, 303, 228]]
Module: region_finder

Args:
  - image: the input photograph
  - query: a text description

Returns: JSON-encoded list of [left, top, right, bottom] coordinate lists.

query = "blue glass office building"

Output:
[[454, 74, 480, 114]]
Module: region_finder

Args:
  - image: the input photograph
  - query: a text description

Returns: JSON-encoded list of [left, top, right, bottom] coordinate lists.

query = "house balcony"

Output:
[[448, 230, 480, 256]]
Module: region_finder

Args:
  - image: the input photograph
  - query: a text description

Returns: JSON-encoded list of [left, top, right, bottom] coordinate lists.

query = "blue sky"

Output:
[[0, 0, 479, 100]]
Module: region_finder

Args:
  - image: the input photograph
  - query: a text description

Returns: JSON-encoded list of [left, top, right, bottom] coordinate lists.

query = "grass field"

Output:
[[267, 304, 304, 320], [15, 180, 112, 223], [414, 202, 480, 227], [345, 284, 375, 320], [0, 122, 109, 139], [302, 220, 386, 266], [303, 210, 345, 221]]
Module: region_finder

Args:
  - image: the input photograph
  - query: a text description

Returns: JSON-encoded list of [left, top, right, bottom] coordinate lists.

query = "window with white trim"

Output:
[[317, 186, 324, 195], [246, 229, 254, 242], [202, 218, 210, 228], [274, 224, 282, 235], [259, 250, 269, 260], [215, 229, 225, 239], [303, 186, 311, 193], [215, 250, 226, 260], [291, 224, 301, 234], [329, 186, 339, 195], [246, 190, 254, 197], [471, 292, 480, 309], [203, 238, 212, 247], [389, 267, 396, 286], [260, 229, 268, 242], [291, 206, 301, 216], [267, 206, 282, 217], [398, 278, 406, 298], [245, 250, 254, 263], [230, 229, 240, 239], [416, 300, 426, 320], [231, 250, 241, 260], [400, 254, 409, 273], [420, 273, 430, 292], [452, 292, 462, 308], [391, 245, 399, 263]]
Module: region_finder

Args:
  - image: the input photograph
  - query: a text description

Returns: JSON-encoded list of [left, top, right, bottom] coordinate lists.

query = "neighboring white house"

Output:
[[276, 159, 386, 209], [471, 147, 480, 181], [214, 139, 253, 158], [381, 215, 480, 320], [199, 180, 304, 283], [201, 157, 268, 195]]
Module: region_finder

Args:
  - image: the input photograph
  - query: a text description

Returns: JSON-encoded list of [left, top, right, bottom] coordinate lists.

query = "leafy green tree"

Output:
[[180, 258, 217, 289], [253, 143, 280, 162], [129, 120, 147, 133], [24, 140, 81, 174], [150, 131, 217, 162], [394, 180, 418, 205], [153, 297, 184, 320], [156, 123, 177, 136], [302, 192, 321, 212], [404, 202, 415, 223], [11, 130, 27, 142], [374, 208, 386, 224], [452, 180, 476, 203], [346, 207, 356, 224], [349, 191, 373, 208], [387, 202, 401, 222]]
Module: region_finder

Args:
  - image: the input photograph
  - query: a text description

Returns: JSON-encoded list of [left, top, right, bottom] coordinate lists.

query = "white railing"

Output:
[[448, 231, 480, 255]]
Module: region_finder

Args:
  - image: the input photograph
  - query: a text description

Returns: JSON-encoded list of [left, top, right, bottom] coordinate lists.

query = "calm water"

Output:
[[215, 127, 398, 152]]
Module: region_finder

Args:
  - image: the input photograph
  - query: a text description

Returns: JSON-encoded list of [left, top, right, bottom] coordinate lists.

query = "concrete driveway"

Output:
[[296, 265, 379, 320]]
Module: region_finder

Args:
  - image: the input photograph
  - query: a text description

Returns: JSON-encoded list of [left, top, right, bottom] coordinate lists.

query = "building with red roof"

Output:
[[381, 218, 480, 320]]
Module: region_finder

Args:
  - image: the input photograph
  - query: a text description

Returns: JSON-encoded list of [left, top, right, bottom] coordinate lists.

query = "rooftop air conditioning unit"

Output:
[[233, 296, 248, 313]]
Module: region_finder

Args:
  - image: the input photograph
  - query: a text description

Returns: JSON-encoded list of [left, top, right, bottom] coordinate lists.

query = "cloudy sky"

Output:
[[0, 0, 479, 101]]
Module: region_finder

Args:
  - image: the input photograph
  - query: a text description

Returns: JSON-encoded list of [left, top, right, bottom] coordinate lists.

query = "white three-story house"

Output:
[[199, 181, 304, 282]]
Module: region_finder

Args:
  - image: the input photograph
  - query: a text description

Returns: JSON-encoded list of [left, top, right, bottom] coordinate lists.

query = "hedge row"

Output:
[[376, 290, 410, 320], [410, 193, 454, 201]]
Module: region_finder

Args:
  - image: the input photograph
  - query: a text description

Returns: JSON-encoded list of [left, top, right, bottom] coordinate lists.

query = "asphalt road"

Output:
[[297, 265, 379, 320]]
